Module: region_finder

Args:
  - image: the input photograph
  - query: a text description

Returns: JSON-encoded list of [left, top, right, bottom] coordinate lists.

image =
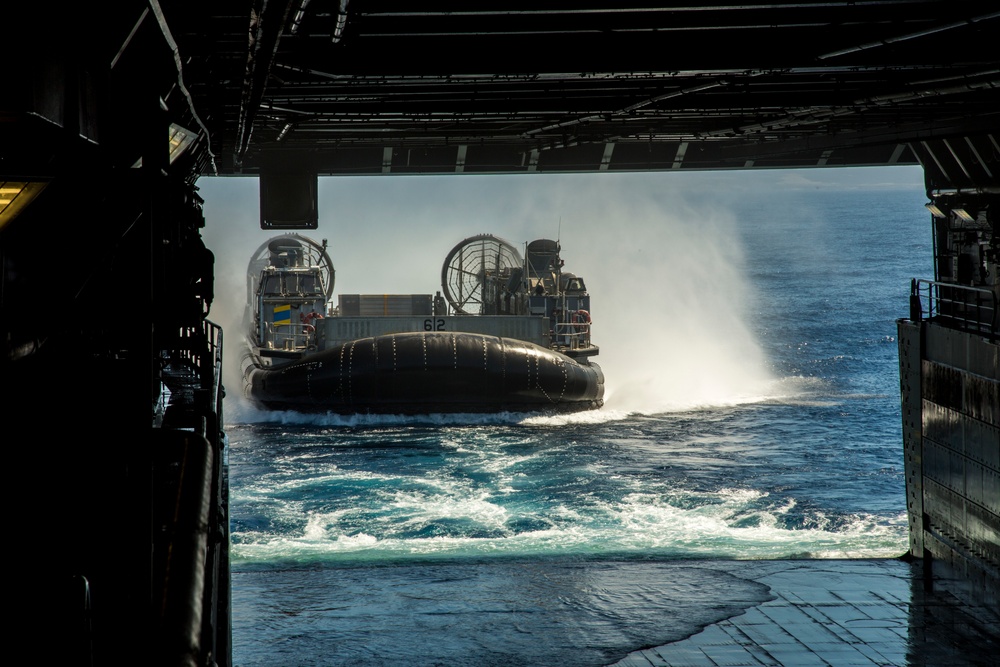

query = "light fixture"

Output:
[[953, 208, 975, 223], [132, 122, 198, 168], [276, 122, 295, 142], [925, 203, 947, 219], [0, 181, 49, 231], [168, 123, 196, 164]]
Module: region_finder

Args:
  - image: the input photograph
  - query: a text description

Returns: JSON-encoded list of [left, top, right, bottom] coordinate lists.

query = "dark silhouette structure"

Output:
[[3, 4, 996, 665]]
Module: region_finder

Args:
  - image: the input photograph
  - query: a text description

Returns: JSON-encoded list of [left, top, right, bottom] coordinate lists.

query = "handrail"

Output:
[[552, 318, 592, 349], [155, 318, 230, 666], [265, 322, 315, 350], [909, 279, 998, 338], [166, 320, 224, 400]]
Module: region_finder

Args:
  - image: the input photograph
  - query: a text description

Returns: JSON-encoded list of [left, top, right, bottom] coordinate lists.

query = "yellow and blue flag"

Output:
[[273, 304, 292, 325]]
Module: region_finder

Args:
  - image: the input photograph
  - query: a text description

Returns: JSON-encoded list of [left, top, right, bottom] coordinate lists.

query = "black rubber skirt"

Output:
[[242, 331, 604, 414]]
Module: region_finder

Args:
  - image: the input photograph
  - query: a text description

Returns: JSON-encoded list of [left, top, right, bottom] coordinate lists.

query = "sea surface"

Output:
[[221, 179, 932, 666]]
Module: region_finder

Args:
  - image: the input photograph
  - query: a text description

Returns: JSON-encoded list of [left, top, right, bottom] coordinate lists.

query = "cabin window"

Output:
[[262, 275, 281, 295]]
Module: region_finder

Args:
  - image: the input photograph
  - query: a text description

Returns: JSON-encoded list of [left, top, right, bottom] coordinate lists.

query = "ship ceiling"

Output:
[[8, 2, 1000, 191]]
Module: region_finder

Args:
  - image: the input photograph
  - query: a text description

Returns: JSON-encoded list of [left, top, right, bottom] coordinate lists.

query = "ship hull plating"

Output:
[[242, 331, 604, 414]]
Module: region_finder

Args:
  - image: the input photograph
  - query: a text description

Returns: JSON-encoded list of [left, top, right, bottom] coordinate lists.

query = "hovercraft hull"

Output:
[[242, 331, 604, 414]]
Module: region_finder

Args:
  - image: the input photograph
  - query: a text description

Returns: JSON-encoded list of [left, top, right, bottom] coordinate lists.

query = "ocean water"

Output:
[[220, 177, 931, 666]]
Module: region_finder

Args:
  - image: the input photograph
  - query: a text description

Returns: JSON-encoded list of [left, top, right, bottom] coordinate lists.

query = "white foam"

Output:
[[231, 479, 909, 564]]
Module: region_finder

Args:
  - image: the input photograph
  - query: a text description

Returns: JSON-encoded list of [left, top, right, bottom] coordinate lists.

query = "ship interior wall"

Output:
[[897, 192, 999, 635]]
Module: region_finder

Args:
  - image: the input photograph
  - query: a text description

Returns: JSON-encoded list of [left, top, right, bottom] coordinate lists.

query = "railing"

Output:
[[169, 320, 224, 392], [910, 279, 998, 338], [265, 322, 315, 351], [552, 315, 592, 350], [155, 317, 230, 666]]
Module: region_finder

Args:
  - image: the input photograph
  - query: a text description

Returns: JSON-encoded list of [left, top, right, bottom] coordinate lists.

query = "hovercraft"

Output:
[[240, 233, 604, 414]]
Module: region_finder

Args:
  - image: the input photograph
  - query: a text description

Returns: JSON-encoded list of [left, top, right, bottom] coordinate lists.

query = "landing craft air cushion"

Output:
[[240, 233, 604, 414]]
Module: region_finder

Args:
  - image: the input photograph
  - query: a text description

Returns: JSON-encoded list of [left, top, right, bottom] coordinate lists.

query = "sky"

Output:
[[197, 165, 926, 414]]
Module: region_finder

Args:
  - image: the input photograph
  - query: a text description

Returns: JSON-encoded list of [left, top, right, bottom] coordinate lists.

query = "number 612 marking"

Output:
[[423, 319, 446, 331]]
